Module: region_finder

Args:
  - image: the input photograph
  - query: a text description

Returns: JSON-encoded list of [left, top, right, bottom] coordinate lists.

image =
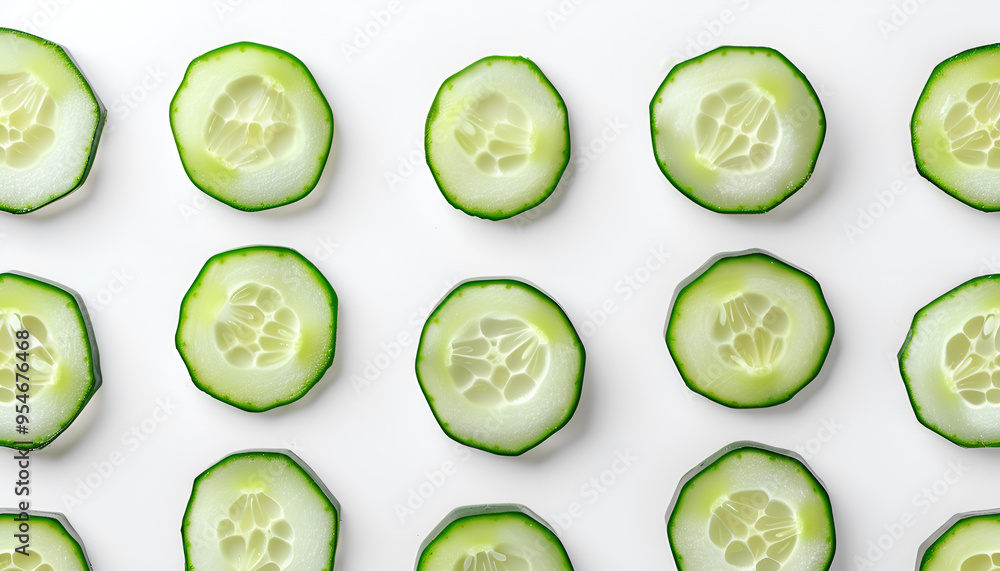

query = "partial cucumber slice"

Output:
[[912, 44, 1000, 210], [175, 246, 337, 412], [0, 28, 105, 214], [651, 46, 825, 213], [899, 274, 1000, 447], [417, 504, 573, 571], [425, 55, 570, 220], [0, 272, 100, 450], [416, 278, 584, 455], [665, 250, 834, 408], [170, 42, 333, 211], [918, 509, 1000, 570], [0, 510, 91, 570], [182, 450, 340, 571], [666, 442, 836, 571]]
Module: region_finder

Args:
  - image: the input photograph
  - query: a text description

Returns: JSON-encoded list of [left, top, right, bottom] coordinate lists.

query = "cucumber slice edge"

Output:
[[174, 245, 338, 413], [424, 55, 571, 221], [665, 249, 834, 408], [415, 277, 585, 456], [169, 41, 334, 212], [650, 45, 826, 214]]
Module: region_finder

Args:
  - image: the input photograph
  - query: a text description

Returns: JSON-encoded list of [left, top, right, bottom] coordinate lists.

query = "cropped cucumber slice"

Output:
[[665, 251, 834, 408], [417, 504, 573, 571], [182, 450, 339, 571], [666, 442, 836, 571], [651, 46, 825, 213], [425, 55, 570, 220], [175, 246, 337, 412], [0, 510, 91, 570], [918, 509, 1000, 570], [416, 278, 584, 455], [912, 44, 1000, 210], [899, 274, 1000, 447], [170, 42, 333, 211], [0, 272, 100, 450], [0, 28, 105, 214]]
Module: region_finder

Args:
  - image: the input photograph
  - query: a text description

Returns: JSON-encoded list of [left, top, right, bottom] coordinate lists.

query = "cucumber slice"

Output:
[[175, 246, 337, 412], [666, 442, 836, 571], [416, 504, 573, 571], [918, 509, 1000, 570], [182, 450, 340, 571], [0, 510, 91, 570], [912, 44, 1000, 210], [425, 55, 570, 220], [170, 42, 333, 211], [415, 278, 585, 455], [899, 274, 1000, 447], [0, 272, 100, 450], [651, 46, 825, 213], [665, 250, 834, 408], [0, 28, 105, 214]]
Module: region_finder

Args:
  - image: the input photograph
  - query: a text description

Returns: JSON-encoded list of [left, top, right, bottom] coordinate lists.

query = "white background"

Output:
[[3, 1, 1000, 569]]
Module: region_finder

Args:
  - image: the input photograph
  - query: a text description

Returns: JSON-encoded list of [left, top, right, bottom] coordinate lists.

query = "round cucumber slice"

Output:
[[918, 509, 1000, 571], [170, 42, 333, 211], [0, 510, 91, 570], [182, 450, 340, 571], [417, 504, 573, 571], [175, 246, 337, 412], [665, 250, 834, 408], [0, 28, 105, 214], [912, 44, 1000, 211], [666, 442, 836, 571], [651, 46, 825, 213], [0, 272, 100, 450], [415, 278, 585, 455], [899, 274, 1000, 447], [425, 55, 570, 220]]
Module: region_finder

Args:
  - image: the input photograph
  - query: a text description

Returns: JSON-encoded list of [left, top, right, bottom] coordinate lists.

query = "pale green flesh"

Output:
[[171, 42, 332, 211], [417, 281, 583, 455], [0, 29, 103, 214], [0, 274, 97, 449], [176, 247, 336, 412], [920, 514, 1000, 570], [652, 47, 824, 212], [667, 254, 832, 408], [0, 514, 88, 570], [900, 276, 1000, 446], [418, 508, 572, 570], [426, 56, 569, 220], [668, 446, 834, 571], [913, 44, 1000, 210], [183, 452, 337, 571]]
